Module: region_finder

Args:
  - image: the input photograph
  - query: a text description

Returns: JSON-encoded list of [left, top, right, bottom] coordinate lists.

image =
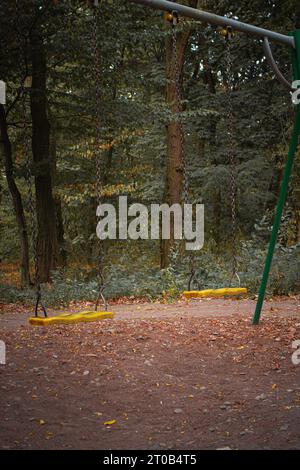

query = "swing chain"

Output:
[[170, 12, 196, 290], [225, 28, 239, 283], [22, 93, 46, 317], [15, 0, 47, 317], [91, 2, 107, 311]]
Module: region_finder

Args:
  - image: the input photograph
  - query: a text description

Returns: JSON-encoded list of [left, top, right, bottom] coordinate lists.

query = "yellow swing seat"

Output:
[[182, 287, 247, 299], [29, 310, 114, 326]]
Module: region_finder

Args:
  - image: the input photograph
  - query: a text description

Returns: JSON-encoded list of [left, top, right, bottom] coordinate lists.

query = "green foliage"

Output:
[[1, 0, 300, 301]]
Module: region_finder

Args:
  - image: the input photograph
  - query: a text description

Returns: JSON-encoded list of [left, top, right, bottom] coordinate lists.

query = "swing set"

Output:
[[129, 0, 300, 325], [15, 0, 299, 326]]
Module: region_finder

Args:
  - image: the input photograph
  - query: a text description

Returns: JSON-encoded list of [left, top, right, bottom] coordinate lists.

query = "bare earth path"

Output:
[[0, 297, 299, 450]]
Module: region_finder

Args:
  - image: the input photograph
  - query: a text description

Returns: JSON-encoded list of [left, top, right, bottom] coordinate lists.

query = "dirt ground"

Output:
[[0, 297, 300, 450]]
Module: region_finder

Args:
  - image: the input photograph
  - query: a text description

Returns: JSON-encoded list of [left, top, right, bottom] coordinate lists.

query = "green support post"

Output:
[[252, 30, 300, 325]]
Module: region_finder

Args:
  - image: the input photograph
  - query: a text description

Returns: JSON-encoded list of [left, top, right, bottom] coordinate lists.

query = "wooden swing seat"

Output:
[[182, 287, 247, 299], [29, 310, 114, 326]]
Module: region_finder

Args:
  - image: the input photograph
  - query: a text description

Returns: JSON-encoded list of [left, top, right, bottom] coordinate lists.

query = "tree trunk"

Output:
[[30, 29, 59, 282], [0, 104, 31, 287], [161, 1, 197, 268], [54, 195, 67, 266]]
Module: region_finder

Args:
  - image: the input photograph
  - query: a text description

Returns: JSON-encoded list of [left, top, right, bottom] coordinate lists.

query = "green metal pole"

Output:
[[252, 30, 300, 325]]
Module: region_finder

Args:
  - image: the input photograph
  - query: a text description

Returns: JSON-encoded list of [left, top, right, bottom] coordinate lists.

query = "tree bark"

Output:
[[30, 28, 59, 282], [161, 0, 197, 268], [0, 104, 31, 287], [54, 195, 67, 266]]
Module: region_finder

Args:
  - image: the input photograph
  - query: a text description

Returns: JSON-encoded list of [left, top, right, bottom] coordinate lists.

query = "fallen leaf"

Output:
[[104, 420, 116, 426]]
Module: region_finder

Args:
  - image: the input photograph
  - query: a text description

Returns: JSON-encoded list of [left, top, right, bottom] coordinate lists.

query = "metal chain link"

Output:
[[15, 0, 47, 316], [91, 3, 107, 311], [225, 30, 240, 285]]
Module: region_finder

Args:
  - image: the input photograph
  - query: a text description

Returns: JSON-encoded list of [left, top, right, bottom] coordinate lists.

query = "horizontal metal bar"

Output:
[[128, 0, 295, 49]]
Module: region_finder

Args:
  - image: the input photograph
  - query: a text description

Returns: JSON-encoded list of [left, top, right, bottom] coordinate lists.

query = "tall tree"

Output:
[[161, 0, 198, 268], [0, 104, 31, 286], [30, 23, 60, 282]]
